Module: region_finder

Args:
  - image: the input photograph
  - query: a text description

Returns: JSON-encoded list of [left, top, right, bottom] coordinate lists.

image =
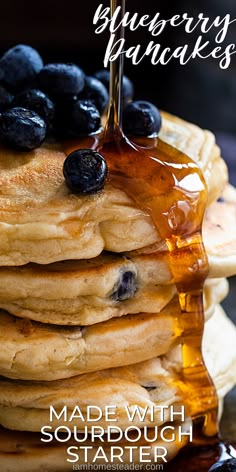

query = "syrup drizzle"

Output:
[[104, 0, 125, 142], [65, 0, 236, 468]]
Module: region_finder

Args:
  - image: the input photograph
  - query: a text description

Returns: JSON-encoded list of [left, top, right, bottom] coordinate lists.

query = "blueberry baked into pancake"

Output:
[[0, 45, 236, 472]]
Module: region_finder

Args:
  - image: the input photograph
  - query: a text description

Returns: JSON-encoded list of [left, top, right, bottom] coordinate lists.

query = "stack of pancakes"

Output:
[[0, 112, 236, 471]]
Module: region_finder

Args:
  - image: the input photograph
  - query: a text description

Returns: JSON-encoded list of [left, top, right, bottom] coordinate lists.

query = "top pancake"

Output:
[[0, 112, 228, 265]]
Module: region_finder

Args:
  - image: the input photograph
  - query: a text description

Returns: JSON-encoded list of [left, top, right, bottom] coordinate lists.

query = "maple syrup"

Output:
[[65, 0, 236, 469]]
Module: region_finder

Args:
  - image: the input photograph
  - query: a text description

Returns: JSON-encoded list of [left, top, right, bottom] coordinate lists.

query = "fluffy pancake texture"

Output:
[[203, 278, 228, 320], [0, 301, 181, 381], [203, 184, 236, 278], [0, 252, 174, 325], [203, 305, 236, 400], [0, 304, 235, 433], [0, 356, 180, 431], [0, 252, 228, 325], [0, 112, 228, 266], [0, 253, 227, 325]]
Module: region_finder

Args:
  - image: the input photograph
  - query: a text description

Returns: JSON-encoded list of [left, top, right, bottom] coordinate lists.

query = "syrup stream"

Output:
[[104, 0, 125, 141]]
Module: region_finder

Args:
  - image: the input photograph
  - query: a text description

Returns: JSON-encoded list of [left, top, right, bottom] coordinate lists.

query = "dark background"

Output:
[[0, 0, 235, 133]]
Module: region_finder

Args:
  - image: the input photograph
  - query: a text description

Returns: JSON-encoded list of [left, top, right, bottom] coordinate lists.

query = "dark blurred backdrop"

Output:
[[0, 1, 235, 129]]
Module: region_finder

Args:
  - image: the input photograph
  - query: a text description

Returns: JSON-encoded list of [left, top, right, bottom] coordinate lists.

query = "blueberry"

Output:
[[142, 386, 157, 392], [0, 45, 43, 91], [94, 70, 134, 102], [123, 100, 162, 137], [208, 459, 236, 471], [13, 89, 55, 128], [64, 100, 101, 137], [39, 63, 85, 97], [78, 76, 109, 114], [0, 107, 47, 150], [63, 149, 107, 194], [111, 271, 137, 301]]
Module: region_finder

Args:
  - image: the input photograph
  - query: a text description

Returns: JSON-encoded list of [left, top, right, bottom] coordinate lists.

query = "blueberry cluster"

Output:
[[0, 44, 163, 152], [0, 44, 133, 151]]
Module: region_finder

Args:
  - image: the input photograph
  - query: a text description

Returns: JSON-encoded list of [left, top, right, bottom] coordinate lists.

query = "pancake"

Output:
[[160, 111, 228, 207], [0, 356, 180, 432], [203, 184, 236, 278], [203, 304, 236, 401], [0, 304, 235, 433], [0, 112, 228, 266], [0, 299, 181, 381], [203, 278, 228, 320], [0, 420, 191, 471], [0, 251, 174, 325], [0, 243, 227, 325]]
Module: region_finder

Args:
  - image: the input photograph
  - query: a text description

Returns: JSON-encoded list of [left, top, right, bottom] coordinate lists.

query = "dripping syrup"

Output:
[[65, 0, 236, 469]]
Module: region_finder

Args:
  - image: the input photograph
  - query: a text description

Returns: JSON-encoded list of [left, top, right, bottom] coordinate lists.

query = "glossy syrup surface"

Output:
[[65, 0, 236, 469]]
